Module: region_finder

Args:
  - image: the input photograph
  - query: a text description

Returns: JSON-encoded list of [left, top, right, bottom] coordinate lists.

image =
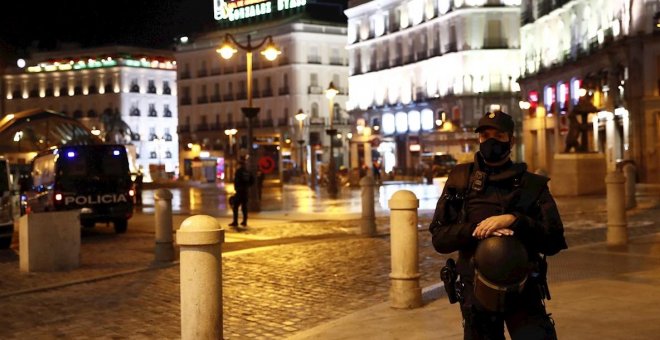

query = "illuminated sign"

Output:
[[213, 0, 306, 22]]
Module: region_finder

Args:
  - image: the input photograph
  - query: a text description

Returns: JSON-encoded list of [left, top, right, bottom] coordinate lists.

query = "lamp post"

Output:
[[295, 109, 307, 184], [325, 82, 339, 198], [217, 33, 281, 212], [224, 128, 237, 182]]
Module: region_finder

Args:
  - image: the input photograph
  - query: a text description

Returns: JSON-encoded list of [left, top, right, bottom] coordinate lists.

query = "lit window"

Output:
[[395, 112, 408, 133], [382, 113, 396, 135], [408, 110, 421, 132], [421, 109, 434, 130]]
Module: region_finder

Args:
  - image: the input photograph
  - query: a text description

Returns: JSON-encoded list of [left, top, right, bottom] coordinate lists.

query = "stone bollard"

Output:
[[154, 189, 175, 262], [622, 163, 637, 209], [388, 190, 422, 309], [605, 171, 627, 246], [360, 175, 376, 236], [177, 215, 224, 340]]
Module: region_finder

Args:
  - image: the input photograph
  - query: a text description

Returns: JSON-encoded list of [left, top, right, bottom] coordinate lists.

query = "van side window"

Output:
[[32, 154, 57, 190]]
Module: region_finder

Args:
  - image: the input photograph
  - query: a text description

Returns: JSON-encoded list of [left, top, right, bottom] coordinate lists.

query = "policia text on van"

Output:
[[25, 145, 134, 233]]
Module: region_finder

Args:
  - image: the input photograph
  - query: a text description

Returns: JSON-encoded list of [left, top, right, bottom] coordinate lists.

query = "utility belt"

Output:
[[440, 256, 551, 307]]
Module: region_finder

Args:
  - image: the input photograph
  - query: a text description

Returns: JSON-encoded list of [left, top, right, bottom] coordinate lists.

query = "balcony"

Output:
[[415, 49, 428, 61], [223, 93, 234, 101], [308, 85, 323, 94], [210, 67, 221, 76], [277, 118, 290, 126], [262, 88, 273, 97], [197, 96, 209, 104], [148, 110, 158, 117], [431, 44, 441, 57], [178, 125, 190, 133], [236, 92, 247, 100], [308, 55, 322, 64], [164, 110, 173, 117], [196, 123, 209, 131], [310, 117, 325, 125], [483, 38, 509, 49], [180, 71, 191, 79], [197, 69, 208, 77], [377, 59, 389, 70], [129, 108, 141, 117], [277, 56, 290, 66], [391, 57, 402, 67], [180, 97, 192, 106], [329, 57, 344, 66], [445, 42, 457, 53], [278, 86, 290, 95], [521, 10, 534, 25]]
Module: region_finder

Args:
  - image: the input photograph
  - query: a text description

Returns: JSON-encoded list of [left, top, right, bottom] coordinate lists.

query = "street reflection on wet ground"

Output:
[[139, 179, 447, 216]]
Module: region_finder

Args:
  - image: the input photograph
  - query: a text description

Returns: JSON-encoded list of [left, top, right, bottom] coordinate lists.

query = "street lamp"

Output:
[[325, 81, 339, 198], [295, 109, 307, 184], [224, 128, 237, 182], [217, 33, 281, 212]]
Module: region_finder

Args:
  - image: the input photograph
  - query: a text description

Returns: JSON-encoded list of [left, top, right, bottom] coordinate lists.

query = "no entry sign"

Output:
[[258, 156, 276, 174]]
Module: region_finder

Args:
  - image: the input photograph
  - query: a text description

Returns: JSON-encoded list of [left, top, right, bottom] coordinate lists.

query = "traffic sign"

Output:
[[258, 156, 276, 174]]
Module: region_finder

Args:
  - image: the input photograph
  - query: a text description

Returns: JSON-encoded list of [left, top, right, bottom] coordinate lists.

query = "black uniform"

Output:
[[430, 153, 567, 339], [231, 164, 254, 226]]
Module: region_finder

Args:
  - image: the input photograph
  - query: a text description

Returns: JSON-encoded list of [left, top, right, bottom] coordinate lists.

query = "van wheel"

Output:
[[114, 219, 128, 234], [0, 236, 11, 249]]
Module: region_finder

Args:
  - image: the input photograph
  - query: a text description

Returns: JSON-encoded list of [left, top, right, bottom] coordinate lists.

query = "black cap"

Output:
[[475, 111, 515, 135]]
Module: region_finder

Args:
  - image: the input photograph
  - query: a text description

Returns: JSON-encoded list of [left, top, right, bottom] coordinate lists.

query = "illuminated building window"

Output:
[[382, 113, 396, 135], [408, 110, 421, 132], [571, 78, 582, 104], [395, 112, 408, 133], [421, 109, 434, 131]]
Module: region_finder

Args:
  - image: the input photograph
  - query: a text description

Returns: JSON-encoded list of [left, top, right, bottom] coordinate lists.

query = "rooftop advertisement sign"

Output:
[[213, 0, 306, 22]]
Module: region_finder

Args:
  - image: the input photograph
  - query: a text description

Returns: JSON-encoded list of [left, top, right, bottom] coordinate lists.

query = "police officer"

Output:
[[430, 111, 567, 339], [229, 157, 254, 229]]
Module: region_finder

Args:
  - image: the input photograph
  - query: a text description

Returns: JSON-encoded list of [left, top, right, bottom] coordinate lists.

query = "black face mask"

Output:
[[479, 138, 511, 163]]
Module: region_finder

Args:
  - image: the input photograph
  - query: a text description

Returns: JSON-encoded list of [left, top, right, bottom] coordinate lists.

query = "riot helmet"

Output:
[[473, 236, 530, 312]]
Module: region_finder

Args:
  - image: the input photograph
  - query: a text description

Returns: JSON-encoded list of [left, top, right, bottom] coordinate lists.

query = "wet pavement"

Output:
[[0, 181, 658, 339]]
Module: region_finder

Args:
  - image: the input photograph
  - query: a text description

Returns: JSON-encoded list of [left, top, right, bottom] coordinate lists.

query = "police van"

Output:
[[26, 145, 134, 233], [0, 156, 14, 248]]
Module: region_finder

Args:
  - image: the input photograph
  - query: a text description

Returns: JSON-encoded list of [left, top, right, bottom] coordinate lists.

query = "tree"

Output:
[[100, 109, 132, 144]]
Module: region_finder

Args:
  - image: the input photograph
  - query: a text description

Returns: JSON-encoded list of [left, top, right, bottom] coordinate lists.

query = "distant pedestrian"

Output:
[[133, 171, 144, 206], [372, 160, 381, 183], [430, 111, 567, 339], [229, 158, 255, 229]]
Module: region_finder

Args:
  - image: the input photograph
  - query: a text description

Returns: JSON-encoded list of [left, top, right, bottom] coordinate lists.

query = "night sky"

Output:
[[1, 0, 219, 54], [0, 0, 348, 58]]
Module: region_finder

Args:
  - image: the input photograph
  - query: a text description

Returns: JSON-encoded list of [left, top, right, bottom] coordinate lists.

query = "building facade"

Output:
[[345, 0, 523, 177], [1, 46, 179, 182], [175, 3, 349, 183], [518, 0, 660, 183]]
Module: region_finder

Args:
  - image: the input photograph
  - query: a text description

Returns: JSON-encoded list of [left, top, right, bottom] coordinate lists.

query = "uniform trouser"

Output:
[[459, 279, 557, 340], [232, 193, 248, 223]]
